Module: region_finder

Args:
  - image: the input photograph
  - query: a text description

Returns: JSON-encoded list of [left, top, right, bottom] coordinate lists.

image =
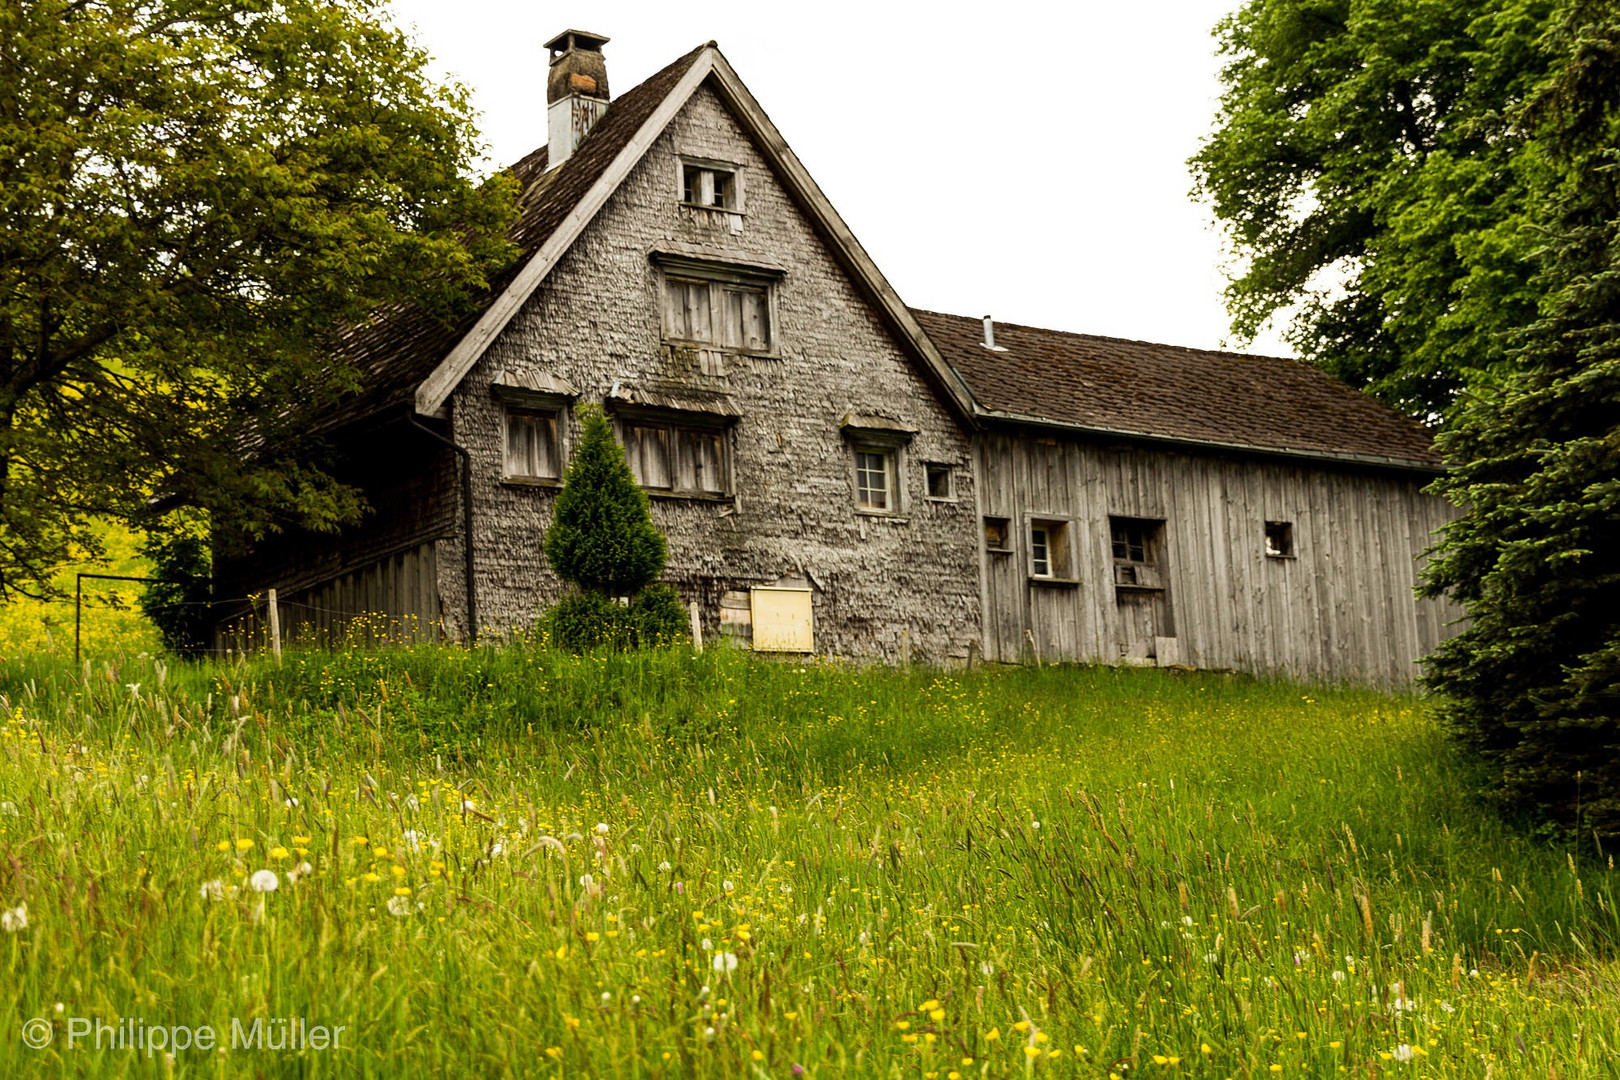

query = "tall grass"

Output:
[[0, 644, 1613, 1077]]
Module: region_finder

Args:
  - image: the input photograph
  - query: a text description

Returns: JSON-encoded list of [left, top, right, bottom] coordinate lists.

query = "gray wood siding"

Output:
[[974, 429, 1464, 685]]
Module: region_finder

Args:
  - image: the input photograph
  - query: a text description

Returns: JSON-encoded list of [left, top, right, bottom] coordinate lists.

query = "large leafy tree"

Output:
[[0, 0, 516, 596], [1421, 1, 1620, 839], [1192, 0, 1561, 418]]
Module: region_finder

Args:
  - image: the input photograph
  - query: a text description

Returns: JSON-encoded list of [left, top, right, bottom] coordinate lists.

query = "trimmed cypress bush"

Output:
[[543, 405, 668, 597], [543, 405, 687, 652]]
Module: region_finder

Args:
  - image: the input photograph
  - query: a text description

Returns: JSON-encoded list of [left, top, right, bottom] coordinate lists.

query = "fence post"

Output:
[[688, 601, 703, 655], [268, 588, 282, 663]]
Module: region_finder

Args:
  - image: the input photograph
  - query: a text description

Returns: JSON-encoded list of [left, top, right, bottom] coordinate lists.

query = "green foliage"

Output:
[[547, 584, 689, 654], [138, 527, 213, 658], [0, 0, 518, 597], [543, 406, 668, 596], [0, 647, 1615, 1075], [1422, 1, 1620, 840], [1191, 0, 1561, 417]]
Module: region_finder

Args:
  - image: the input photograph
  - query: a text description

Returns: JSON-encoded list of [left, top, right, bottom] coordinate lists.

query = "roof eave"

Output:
[[976, 407, 1446, 476]]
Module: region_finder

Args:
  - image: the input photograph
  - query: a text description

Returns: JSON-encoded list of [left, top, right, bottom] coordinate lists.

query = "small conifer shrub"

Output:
[[543, 405, 687, 651]]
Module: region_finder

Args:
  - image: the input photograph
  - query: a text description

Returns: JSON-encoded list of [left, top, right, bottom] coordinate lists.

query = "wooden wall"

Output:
[[213, 542, 442, 653], [974, 429, 1464, 686]]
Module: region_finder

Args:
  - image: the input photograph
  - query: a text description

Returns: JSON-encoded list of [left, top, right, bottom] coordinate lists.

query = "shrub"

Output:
[[548, 586, 689, 653], [543, 405, 667, 596], [138, 531, 213, 658]]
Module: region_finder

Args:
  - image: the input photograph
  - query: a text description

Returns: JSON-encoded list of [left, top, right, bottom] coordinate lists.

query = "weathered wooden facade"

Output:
[[213, 32, 1462, 685]]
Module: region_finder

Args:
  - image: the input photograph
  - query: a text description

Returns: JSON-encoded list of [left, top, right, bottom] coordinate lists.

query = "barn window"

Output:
[[503, 408, 561, 481], [1110, 517, 1165, 588], [622, 420, 728, 497], [983, 516, 1012, 552], [681, 161, 740, 211], [924, 463, 954, 500], [1028, 518, 1075, 581], [854, 448, 895, 511], [1265, 520, 1295, 558]]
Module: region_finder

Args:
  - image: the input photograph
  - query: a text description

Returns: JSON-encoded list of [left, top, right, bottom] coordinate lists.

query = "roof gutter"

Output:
[[974, 407, 1446, 477]]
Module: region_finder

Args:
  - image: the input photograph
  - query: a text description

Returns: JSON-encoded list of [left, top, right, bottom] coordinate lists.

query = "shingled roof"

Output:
[[911, 309, 1441, 469], [318, 44, 709, 433]]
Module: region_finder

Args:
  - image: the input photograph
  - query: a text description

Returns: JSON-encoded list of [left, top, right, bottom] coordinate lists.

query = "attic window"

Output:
[[681, 161, 740, 211], [1265, 520, 1295, 559], [924, 463, 954, 500]]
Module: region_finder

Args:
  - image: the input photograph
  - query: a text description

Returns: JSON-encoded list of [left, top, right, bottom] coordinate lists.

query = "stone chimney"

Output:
[[546, 30, 611, 169]]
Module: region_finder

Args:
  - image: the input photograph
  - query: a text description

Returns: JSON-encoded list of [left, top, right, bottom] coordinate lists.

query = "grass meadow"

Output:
[[0, 640, 1613, 1077]]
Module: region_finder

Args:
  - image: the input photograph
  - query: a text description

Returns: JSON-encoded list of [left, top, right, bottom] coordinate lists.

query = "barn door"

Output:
[[1110, 516, 1175, 664]]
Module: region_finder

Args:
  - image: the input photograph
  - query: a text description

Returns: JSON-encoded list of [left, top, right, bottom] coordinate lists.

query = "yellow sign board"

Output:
[[750, 587, 813, 652]]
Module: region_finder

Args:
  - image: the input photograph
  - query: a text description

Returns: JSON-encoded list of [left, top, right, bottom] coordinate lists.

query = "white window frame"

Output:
[[854, 447, 896, 512], [1026, 515, 1079, 584]]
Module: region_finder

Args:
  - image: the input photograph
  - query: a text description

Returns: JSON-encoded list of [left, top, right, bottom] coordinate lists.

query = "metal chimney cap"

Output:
[[545, 29, 610, 56]]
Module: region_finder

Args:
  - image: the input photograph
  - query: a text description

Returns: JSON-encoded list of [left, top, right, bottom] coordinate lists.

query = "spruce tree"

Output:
[[544, 405, 668, 597], [1422, 1, 1620, 839]]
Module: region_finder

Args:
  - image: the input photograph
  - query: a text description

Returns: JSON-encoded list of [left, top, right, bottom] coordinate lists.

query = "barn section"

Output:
[[915, 311, 1463, 686]]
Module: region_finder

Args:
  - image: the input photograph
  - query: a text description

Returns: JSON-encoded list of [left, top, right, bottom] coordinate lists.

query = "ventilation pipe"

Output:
[[982, 315, 1008, 352]]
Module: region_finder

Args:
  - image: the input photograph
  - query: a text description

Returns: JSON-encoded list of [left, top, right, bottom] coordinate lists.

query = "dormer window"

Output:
[[680, 159, 741, 211]]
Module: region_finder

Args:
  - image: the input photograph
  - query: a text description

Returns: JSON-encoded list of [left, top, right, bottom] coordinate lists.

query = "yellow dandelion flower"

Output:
[[1013, 1020, 1030, 1033], [215, 840, 231, 853], [393, 886, 411, 897], [1329, 1041, 1342, 1050], [921, 999, 940, 1011], [553, 945, 566, 960], [784, 1012, 798, 1021], [545, 1047, 561, 1059], [896, 1021, 910, 1031], [269, 847, 289, 860], [751, 1050, 764, 1062], [361, 872, 381, 884], [585, 932, 600, 942], [985, 1027, 1000, 1042], [234, 838, 254, 852], [373, 846, 389, 858], [292, 835, 312, 845], [351, 836, 369, 846], [930, 1008, 946, 1022], [1023, 1046, 1040, 1059], [391, 865, 407, 879]]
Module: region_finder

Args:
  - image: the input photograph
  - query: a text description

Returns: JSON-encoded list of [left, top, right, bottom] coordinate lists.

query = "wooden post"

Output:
[[900, 626, 911, 668], [688, 601, 703, 655], [268, 588, 282, 663], [1025, 628, 1043, 670]]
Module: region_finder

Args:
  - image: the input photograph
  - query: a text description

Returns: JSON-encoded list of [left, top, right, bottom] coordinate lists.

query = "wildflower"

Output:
[[657, 861, 672, 872], [249, 870, 279, 893], [930, 1008, 945, 1022], [985, 1027, 1000, 1042], [713, 951, 739, 972], [1392, 1045, 1414, 1062], [723, 880, 735, 893], [292, 835, 312, 845], [595, 823, 610, 834], [545, 1047, 561, 1060], [269, 847, 290, 860], [2, 902, 28, 931], [393, 886, 412, 897], [1023, 1047, 1041, 1059], [215, 840, 231, 853], [585, 932, 600, 943], [234, 838, 254, 852], [921, 999, 940, 1011], [752, 1050, 765, 1061], [386, 895, 413, 917]]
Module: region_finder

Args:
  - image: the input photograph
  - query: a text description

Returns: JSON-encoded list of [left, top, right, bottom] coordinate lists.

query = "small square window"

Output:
[[681, 162, 739, 210], [504, 408, 561, 481], [1265, 520, 1294, 558], [854, 448, 895, 511], [984, 516, 1011, 552], [925, 463, 953, 499]]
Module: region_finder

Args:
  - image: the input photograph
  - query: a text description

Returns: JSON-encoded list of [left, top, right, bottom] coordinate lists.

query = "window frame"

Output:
[[501, 404, 563, 485], [983, 516, 1013, 553], [677, 156, 745, 214], [614, 411, 734, 501], [1265, 520, 1296, 559], [1109, 515, 1167, 590], [653, 255, 780, 360], [1025, 515, 1079, 584], [923, 462, 956, 501], [841, 418, 915, 518], [852, 446, 898, 513]]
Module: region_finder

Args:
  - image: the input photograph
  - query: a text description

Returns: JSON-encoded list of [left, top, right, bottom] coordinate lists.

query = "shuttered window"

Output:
[[624, 422, 727, 496], [661, 276, 771, 353], [504, 409, 560, 481]]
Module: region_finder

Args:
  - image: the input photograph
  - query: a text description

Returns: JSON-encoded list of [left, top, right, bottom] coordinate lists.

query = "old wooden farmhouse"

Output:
[[214, 32, 1462, 685]]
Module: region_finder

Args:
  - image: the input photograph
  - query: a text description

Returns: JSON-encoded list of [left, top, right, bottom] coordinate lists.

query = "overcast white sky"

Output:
[[386, 0, 1289, 357]]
